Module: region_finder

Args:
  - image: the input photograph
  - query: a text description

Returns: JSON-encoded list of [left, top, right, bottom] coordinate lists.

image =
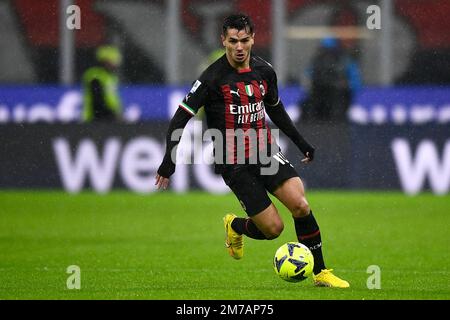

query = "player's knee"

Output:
[[265, 221, 284, 240], [292, 198, 310, 218]]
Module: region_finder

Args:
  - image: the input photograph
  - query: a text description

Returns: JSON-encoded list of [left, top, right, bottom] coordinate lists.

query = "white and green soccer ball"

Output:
[[273, 242, 314, 282]]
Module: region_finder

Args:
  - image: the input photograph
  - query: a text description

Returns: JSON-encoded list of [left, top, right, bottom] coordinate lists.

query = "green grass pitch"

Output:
[[0, 191, 449, 300]]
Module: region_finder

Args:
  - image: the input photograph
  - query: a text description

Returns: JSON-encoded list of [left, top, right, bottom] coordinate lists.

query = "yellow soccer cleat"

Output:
[[223, 214, 244, 260], [313, 269, 350, 288]]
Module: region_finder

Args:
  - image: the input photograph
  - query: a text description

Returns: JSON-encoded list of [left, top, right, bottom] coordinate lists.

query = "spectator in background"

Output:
[[82, 45, 123, 122], [298, 37, 362, 124]]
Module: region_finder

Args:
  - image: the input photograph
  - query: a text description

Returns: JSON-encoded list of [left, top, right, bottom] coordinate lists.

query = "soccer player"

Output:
[[155, 14, 349, 288]]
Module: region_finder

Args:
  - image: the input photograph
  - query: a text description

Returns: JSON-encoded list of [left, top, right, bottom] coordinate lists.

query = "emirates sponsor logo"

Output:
[[229, 101, 264, 115]]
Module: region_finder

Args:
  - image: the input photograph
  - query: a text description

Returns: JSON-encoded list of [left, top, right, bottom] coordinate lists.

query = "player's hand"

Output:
[[301, 148, 315, 164], [155, 174, 170, 190]]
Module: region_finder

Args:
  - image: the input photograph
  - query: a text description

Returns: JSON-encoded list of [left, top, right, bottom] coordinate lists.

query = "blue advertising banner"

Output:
[[0, 85, 449, 123], [349, 87, 450, 124]]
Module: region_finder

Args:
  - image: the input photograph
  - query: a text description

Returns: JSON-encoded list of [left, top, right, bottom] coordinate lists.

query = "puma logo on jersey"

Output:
[[230, 89, 240, 97]]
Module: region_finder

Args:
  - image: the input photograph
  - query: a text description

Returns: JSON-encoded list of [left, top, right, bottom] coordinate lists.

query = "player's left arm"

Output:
[[263, 67, 315, 163], [265, 100, 315, 163]]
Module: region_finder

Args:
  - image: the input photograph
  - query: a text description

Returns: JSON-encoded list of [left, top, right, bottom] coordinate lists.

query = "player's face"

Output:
[[221, 28, 254, 68]]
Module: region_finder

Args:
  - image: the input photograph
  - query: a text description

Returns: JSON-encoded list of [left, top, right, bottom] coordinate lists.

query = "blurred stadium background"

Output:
[[0, 0, 449, 300]]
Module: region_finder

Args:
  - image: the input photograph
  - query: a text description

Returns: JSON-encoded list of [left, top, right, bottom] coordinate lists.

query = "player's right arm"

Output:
[[155, 109, 192, 189], [155, 78, 208, 190]]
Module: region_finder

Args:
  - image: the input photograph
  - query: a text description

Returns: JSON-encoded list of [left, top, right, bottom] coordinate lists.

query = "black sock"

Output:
[[231, 217, 267, 240], [293, 211, 326, 275]]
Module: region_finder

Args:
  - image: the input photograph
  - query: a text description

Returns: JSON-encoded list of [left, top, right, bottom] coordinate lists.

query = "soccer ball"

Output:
[[273, 242, 314, 282]]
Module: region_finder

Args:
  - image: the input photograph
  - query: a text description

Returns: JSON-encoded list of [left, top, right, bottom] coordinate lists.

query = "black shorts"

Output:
[[221, 152, 299, 216]]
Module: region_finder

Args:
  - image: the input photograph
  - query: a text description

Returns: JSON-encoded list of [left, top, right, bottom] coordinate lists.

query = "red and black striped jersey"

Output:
[[179, 54, 280, 171]]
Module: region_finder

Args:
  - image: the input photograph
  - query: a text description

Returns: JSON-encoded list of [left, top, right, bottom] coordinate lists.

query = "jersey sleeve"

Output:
[[179, 74, 209, 116], [263, 67, 280, 107]]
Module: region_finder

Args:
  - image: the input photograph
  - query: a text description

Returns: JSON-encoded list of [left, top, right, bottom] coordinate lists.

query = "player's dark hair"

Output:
[[222, 14, 254, 36]]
